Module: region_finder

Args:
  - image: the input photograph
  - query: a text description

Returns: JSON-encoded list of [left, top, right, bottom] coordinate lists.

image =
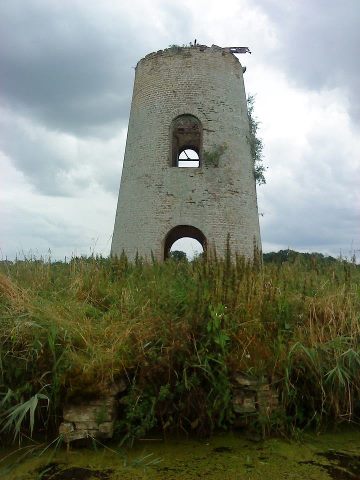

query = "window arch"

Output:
[[171, 115, 202, 167]]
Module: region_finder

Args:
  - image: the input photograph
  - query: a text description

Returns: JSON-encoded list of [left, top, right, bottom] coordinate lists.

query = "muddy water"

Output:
[[2, 429, 360, 479]]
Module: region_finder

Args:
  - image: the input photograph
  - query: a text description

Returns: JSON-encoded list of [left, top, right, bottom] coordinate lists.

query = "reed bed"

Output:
[[0, 252, 359, 443]]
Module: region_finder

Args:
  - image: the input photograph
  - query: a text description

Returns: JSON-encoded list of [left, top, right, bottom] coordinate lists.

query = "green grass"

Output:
[[0, 253, 359, 443]]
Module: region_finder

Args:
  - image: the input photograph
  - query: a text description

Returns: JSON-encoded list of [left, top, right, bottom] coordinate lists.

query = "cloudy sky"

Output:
[[1, 0, 359, 260]]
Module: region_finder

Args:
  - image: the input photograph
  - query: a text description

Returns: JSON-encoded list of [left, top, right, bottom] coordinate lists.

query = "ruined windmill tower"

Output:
[[111, 44, 261, 260]]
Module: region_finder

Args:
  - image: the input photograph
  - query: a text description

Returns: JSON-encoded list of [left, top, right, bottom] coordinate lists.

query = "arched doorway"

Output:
[[164, 225, 207, 260]]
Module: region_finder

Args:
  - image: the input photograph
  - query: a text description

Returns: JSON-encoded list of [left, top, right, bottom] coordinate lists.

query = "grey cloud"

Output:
[[0, 105, 126, 196], [0, 115, 73, 196], [159, 4, 193, 42], [258, 0, 360, 121], [0, 1, 144, 136], [259, 130, 360, 257], [0, 0, 193, 195], [262, 200, 358, 250], [1, 0, 358, 260], [0, 1, 195, 136], [1, 206, 87, 260], [98, 167, 122, 196]]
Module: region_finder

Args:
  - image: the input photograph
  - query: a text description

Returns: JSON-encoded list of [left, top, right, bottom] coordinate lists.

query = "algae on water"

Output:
[[2, 429, 360, 479]]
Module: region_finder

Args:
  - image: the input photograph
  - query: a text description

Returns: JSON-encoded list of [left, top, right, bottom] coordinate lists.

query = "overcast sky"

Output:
[[1, 0, 359, 260]]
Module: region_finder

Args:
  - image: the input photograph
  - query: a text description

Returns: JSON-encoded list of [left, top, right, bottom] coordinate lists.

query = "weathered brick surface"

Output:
[[111, 45, 261, 260]]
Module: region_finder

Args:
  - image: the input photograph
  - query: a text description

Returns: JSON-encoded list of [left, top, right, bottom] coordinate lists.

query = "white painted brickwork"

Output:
[[111, 45, 261, 260]]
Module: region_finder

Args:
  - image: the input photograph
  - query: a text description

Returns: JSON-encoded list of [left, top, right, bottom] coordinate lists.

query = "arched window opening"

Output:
[[178, 148, 200, 168], [164, 225, 206, 260], [171, 115, 202, 167], [169, 237, 204, 260]]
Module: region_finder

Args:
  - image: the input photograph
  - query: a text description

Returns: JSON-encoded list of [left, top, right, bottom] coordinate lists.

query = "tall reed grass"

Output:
[[0, 253, 359, 442]]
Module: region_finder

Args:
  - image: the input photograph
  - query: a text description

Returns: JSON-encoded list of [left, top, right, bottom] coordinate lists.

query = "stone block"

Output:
[[68, 429, 99, 442], [233, 374, 260, 388], [59, 422, 74, 435], [74, 421, 99, 430], [63, 430, 87, 442], [60, 391, 119, 443], [257, 383, 270, 391], [63, 403, 115, 423], [232, 371, 280, 420], [98, 422, 114, 438], [256, 391, 279, 413], [233, 392, 256, 414]]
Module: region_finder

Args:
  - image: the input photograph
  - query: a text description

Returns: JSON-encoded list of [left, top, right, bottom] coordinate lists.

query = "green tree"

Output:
[[169, 250, 187, 261]]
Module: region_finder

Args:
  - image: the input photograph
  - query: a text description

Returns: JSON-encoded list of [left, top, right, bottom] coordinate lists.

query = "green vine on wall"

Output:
[[203, 144, 228, 167], [247, 95, 266, 185]]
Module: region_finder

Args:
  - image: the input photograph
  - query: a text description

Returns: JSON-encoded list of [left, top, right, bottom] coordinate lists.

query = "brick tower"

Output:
[[111, 45, 261, 260]]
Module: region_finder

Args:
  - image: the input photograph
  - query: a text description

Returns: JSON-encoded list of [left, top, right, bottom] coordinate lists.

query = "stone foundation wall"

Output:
[[59, 397, 117, 442], [59, 381, 126, 443], [232, 373, 279, 420], [59, 374, 279, 443]]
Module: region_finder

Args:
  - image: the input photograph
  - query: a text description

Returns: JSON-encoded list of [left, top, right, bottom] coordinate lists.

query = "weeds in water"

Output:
[[0, 435, 63, 476]]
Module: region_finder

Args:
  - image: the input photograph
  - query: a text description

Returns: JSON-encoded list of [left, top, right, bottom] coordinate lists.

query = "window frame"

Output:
[[170, 114, 203, 168]]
